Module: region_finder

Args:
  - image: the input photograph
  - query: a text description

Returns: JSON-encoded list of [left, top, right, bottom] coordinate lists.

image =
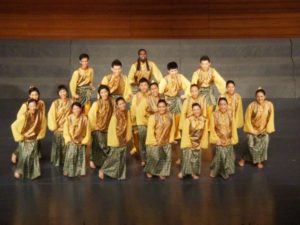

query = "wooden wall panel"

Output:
[[0, 0, 299, 38]]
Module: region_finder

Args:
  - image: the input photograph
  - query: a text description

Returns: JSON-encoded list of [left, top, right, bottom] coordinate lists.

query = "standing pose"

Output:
[[146, 82, 161, 116], [179, 103, 208, 179], [11, 99, 47, 179], [63, 102, 91, 177], [69, 53, 94, 114], [99, 97, 132, 180], [239, 88, 275, 169], [88, 85, 114, 169], [48, 85, 72, 166], [210, 97, 238, 180], [144, 99, 176, 180]]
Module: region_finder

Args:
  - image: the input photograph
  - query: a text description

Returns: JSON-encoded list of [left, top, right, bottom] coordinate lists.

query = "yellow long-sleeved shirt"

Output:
[[47, 99, 72, 132], [131, 92, 149, 126], [159, 74, 191, 97], [69, 67, 94, 98], [17, 100, 46, 119]]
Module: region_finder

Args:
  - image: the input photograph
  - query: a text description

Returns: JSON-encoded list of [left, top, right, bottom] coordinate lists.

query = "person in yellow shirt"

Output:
[[130, 78, 150, 166], [128, 49, 163, 94], [144, 99, 176, 181], [239, 88, 275, 169], [146, 82, 161, 116], [99, 97, 132, 180], [179, 103, 208, 180], [12, 86, 46, 164], [210, 97, 238, 180], [88, 85, 114, 169], [179, 84, 207, 130], [101, 59, 132, 102], [11, 99, 47, 180], [47, 85, 72, 167], [69, 53, 95, 114], [63, 102, 91, 177], [191, 56, 226, 126]]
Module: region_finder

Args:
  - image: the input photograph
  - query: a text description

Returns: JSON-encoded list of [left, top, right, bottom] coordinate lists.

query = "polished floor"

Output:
[[0, 98, 299, 225]]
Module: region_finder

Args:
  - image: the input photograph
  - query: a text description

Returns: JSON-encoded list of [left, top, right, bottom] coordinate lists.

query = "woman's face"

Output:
[[256, 92, 266, 104], [72, 105, 82, 117], [192, 105, 201, 117], [117, 100, 127, 111], [190, 86, 199, 98], [28, 102, 37, 114], [226, 83, 235, 95], [29, 91, 39, 101], [158, 102, 167, 114], [59, 89, 68, 99], [99, 88, 109, 100], [218, 99, 228, 113]]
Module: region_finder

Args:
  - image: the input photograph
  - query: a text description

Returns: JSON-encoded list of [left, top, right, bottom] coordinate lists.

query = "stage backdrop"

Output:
[[0, 39, 299, 99]]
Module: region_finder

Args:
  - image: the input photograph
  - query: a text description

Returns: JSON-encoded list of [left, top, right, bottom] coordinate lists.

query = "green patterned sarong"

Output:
[[76, 84, 92, 106], [50, 132, 66, 167], [137, 125, 147, 162], [210, 145, 235, 179], [100, 146, 127, 180], [180, 148, 202, 176], [15, 140, 41, 180], [131, 84, 139, 95], [144, 144, 172, 177], [63, 143, 86, 177], [91, 131, 109, 167], [199, 86, 216, 106], [243, 134, 269, 164], [165, 96, 182, 114]]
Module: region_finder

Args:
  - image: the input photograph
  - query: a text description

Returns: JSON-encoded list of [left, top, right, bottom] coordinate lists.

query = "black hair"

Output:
[[139, 77, 149, 85], [116, 96, 126, 105], [190, 84, 199, 89], [98, 84, 110, 95], [137, 49, 150, 71], [200, 55, 211, 62], [150, 82, 159, 88], [192, 103, 201, 109], [71, 102, 83, 109], [79, 53, 89, 61], [167, 61, 178, 70], [57, 84, 69, 95], [256, 88, 266, 96], [157, 99, 168, 106], [28, 86, 40, 96], [111, 59, 122, 68], [27, 98, 38, 105], [226, 80, 235, 87], [218, 97, 228, 104]]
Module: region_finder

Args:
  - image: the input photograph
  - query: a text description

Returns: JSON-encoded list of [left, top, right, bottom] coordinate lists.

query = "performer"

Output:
[[216, 80, 244, 129], [69, 53, 95, 114], [146, 82, 161, 116], [11, 99, 47, 180], [179, 84, 207, 130], [179, 103, 208, 179], [130, 78, 150, 166], [191, 56, 226, 126], [101, 59, 131, 102], [12, 86, 46, 164], [63, 102, 91, 177], [239, 88, 275, 169], [144, 99, 176, 180], [128, 49, 163, 94], [210, 97, 238, 180], [48, 85, 72, 166], [99, 97, 132, 180], [88, 85, 114, 169]]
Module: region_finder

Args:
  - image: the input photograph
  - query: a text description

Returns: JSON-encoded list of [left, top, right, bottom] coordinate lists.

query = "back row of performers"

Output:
[[10, 49, 275, 181]]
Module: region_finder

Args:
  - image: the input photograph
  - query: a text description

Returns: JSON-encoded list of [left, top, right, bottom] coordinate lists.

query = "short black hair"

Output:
[[71, 102, 83, 109], [111, 59, 122, 68], [192, 103, 201, 109], [139, 77, 149, 85], [138, 49, 147, 55], [226, 80, 235, 87], [98, 84, 110, 95], [116, 96, 126, 105], [190, 84, 199, 89], [218, 97, 228, 105], [157, 99, 168, 106], [57, 84, 69, 95], [28, 86, 40, 96], [27, 98, 38, 105], [200, 55, 211, 62], [150, 82, 159, 88], [167, 61, 178, 70], [256, 88, 266, 96], [79, 53, 89, 61]]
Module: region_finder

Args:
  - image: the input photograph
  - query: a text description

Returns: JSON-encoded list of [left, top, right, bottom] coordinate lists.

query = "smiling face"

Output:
[[200, 60, 211, 71], [59, 89, 68, 100], [28, 101, 37, 114], [192, 105, 201, 117], [226, 83, 235, 95], [256, 91, 266, 104], [80, 57, 89, 69], [158, 102, 167, 115], [117, 99, 127, 111], [139, 82, 149, 93], [150, 84, 159, 97], [190, 86, 199, 99], [139, 50, 147, 62], [72, 105, 82, 117], [218, 99, 228, 113], [111, 65, 122, 75], [29, 91, 39, 101], [99, 88, 109, 100]]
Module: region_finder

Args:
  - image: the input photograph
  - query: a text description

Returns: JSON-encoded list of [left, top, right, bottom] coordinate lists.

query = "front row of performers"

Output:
[[10, 51, 275, 181]]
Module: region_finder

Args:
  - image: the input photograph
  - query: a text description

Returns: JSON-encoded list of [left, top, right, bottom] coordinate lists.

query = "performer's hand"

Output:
[[74, 94, 79, 99], [180, 95, 187, 100]]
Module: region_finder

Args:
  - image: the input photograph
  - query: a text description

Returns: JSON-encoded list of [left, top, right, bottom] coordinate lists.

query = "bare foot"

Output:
[[141, 161, 146, 167], [209, 171, 215, 178], [11, 153, 17, 164], [130, 147, 137, 155], [159, 176, 166, 181], [63, 172, 68, 176], [192, 175, 200, 180], [223, 176, 229, 180], [98, 170, 104, 180], [239, 159, 245, 167], [14, 172, 20, 179], [177, 172, 183, 179], [257, 163, 264, 169], [146, 173, 152, 178], [175, 159, 181, 165], [89, 161, 96, 169]]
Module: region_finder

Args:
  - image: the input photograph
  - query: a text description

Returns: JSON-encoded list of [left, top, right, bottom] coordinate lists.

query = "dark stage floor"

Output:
[[0, 99, 299, 225]]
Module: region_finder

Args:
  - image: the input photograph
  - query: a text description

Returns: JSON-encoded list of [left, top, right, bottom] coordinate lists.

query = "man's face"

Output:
[[192, 105, 201, 117], [139, 51, 147, 61], [190, 86, 199, 98], [29, 91, 39, 101], [111, 65, 122, 75], [72, 105, 82, 117], [200, 60, 211, 71], [80, 58, 89, 69], [139, 82, 149, 93], [59, 89, 68, 99], [28, 102, 37, 114], [169, 68, 178, 76], [150, 85, 159, 97]]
